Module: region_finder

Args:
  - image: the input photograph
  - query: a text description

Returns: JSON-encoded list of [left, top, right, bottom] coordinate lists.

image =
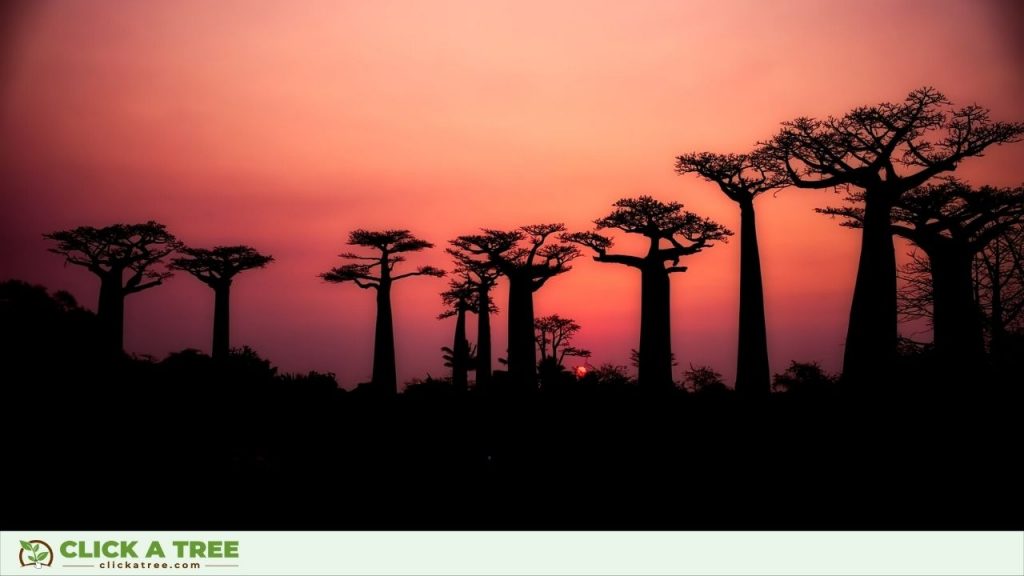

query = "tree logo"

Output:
[[18, 540, 53, 569]]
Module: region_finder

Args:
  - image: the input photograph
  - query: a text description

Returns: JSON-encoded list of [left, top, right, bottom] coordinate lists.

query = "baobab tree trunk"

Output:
[[476, 286, 492, 388], [735, 199, 771, 397], [97, 273, 125, 355], [506, 278, 537, 387], [930, 249, 986, 376], [986, 245, 1006, 364], [639, 264, 673, 389], [452, 301, 469, 391], [212, 283, 231, 361], [372, 282, 398, 394], [842, 191, 898, 388]]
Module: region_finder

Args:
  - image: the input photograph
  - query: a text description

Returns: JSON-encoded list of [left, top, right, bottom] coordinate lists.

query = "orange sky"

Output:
[[2, 0, 1022, 387]]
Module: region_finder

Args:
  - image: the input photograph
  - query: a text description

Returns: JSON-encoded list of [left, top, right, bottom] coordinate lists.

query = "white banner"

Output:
[[2, 531, 1022, 575]]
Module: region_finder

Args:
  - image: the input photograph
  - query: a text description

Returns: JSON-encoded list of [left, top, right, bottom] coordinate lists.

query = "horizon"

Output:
[[2, 0, 1023, 388]]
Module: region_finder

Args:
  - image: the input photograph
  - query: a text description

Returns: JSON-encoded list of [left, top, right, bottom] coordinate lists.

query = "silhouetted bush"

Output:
[[537, 356, 576, 391], [772, 361, 838, 395], [681, 364, 729, 395], [403, 375, 458, 399]]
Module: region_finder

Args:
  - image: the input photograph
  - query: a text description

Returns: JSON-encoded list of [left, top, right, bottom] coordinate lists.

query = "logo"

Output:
[[18, 540, 54, 569]]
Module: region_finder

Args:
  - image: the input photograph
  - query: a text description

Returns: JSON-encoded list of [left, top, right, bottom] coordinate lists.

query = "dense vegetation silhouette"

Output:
[[5, 86, 1023, 530], [3, 278, 1021, 529]]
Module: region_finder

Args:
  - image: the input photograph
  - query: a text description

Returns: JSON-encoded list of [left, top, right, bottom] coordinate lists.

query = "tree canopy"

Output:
[[321, 229, 445, 288], [44, 221, 180, 293], [762, 87, 1024, 193], [171, 245, 274, 286], [564, 196, 731, 270]]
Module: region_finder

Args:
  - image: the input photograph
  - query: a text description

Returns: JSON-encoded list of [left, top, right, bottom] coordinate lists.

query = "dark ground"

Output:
[[2, 280, 1021, 531]]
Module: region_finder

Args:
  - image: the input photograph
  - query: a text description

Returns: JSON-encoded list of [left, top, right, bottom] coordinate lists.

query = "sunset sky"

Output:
[[2, 0, 1022, 387]]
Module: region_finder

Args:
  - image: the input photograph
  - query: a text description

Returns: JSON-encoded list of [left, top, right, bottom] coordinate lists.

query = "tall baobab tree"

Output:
[[565, 196, 731, 389], [439, 280, 478, 391], [321, 229, 444, 394], [675, 151, 786, 396], [43, 221, 179, 354], [822, 180, 1024, 373], [170, 245, 274, 361], [975, 223, 1024, 362], [451, 225, 578, 387], [761, 87, 1023, 386], [901, 226, 1024, 363], [446, 250, 501, 388]]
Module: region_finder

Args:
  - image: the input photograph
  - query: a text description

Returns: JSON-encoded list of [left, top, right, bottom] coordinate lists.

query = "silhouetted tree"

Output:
[[976, 223, 1024, 361], [321, 229, 444, 394], [438, 280, 484, 391], [0, 280, 101, 369], [43, 221, 179, 354], [630, 348, 676, 370], [444, 251, 501, 388], [451, 225, 578, 387], [897, 249, 934, 327], [900, 223, 1024, 366], [762, 87, 1024, 386], [581, 363, 636, 390], [171, 245, 274, 361], [534, 314, 591, 366], [771, 361, 838, 395], [565, 196, 731, 389], [681, 364, 728, 395], [824, 181, 1024, 372], [675, 151, 786, 397]]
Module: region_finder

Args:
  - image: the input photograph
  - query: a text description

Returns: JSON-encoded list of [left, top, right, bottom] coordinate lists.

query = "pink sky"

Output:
[[1, 0, 1022, 387]]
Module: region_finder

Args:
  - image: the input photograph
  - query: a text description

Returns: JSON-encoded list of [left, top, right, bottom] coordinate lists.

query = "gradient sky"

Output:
[[2, 0, 1022, 387]]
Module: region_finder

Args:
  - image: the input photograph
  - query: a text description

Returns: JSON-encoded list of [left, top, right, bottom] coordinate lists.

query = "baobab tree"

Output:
[[439, 279, 484, 391], [761, 87, 1024, 386], [675, 151, 786, 396], [321, 229, 444, 394], [445, 250, 501, 388], [900, 225, 1024, 361], [534, 314, 591, 367], [975, 223, 1024, 362], [822, 181, 1024, 373], [564, 196, 731, 389], [43, 221, 179, 354], [170, 245, 274, 361], [451, 225, 578, 387]]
